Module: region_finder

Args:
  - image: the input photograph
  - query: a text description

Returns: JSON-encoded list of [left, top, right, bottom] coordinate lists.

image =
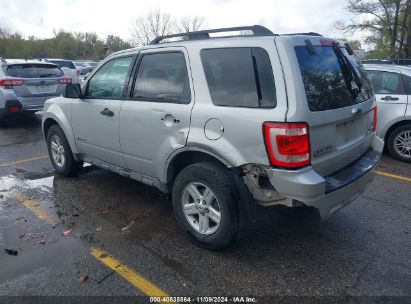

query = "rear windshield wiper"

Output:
[[334, 46, 362, 99]]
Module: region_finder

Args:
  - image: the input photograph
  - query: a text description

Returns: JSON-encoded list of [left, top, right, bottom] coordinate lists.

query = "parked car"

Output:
[[74, 61, 85, 71], [43, 59, 79, 83], [88, 61, 99, 71], [42, 26, 383, 249], [364, 64, 411, 162], [361, 59, 395, 65], [0, 60, 71, 118], [74, 62, 99, 75], [75, 62, 92, 75]]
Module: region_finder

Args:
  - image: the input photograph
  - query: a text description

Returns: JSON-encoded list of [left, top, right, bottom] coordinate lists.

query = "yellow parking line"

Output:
[[374, 170, 411, 183], [0, 155, 49, 167], [13, 192, 56, 225], [13, 191, 171, 298], [91, 247, 169, 298]]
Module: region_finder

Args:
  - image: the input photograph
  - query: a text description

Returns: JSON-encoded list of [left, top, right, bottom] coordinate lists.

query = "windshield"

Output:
[[49, 60, 76, 69], [295, 45, 374, 111], [6, 64, 64, 78]]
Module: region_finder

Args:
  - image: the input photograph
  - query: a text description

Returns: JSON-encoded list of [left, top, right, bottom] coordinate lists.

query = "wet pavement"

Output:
[[0, 114, 410, 301]]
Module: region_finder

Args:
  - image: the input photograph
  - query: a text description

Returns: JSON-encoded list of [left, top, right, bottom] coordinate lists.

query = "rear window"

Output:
[[295, 46, 374, 111], [201, 48, 276, 108], [6, 64, 64, 78], [49, 60, 76, 69]]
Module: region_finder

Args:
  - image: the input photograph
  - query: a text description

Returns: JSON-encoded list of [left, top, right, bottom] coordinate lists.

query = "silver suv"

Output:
[[42, 26, 383, 249], [1, 59, 71, 117]]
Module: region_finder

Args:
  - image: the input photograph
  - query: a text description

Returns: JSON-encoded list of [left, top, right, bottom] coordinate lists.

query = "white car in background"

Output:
[[43, 59, 79, 84], [364, 64, 411, 162]]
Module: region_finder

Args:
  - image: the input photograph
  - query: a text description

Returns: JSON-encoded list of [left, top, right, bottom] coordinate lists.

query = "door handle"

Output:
[[381, 96, 399, 101], [161, 114, 180, 124], [100, 108, 114, 117]]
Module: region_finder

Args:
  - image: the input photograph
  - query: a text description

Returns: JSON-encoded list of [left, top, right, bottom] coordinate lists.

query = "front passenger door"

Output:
[[72, 56, 135, 166]]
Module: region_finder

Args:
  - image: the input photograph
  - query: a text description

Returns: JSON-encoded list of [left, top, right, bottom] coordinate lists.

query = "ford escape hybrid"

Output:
[[42, 26, 383, 249]]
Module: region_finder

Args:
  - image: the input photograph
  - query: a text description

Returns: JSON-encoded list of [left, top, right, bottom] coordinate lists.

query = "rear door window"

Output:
[[132, 52, 191, 104], [201, 47, 276, 108], [366, 70, 405, 95], [6, 64, 64, 78], [295, 46, 374, 111]]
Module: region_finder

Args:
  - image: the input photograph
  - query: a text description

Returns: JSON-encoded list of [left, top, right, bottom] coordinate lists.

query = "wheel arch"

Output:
[[164, 149, 232, 190], [384, 118, 411, 143], [42, 112, 79, 155]]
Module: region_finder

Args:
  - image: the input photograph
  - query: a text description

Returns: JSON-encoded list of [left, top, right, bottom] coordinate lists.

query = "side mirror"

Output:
[[65, 83, 82, 98]]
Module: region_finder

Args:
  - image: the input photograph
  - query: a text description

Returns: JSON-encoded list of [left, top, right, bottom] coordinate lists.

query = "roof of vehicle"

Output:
[[2, 59, 57, 66], [361, 59, 394, 64], [105, 25, 331, 60], [363, 63, 411, 75], [107, 36, 330, 62], [44, 58, 74, 62]]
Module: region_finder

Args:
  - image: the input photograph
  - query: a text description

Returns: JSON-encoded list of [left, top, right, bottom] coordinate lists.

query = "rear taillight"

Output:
[[0, 79, 24, 89], [9, 105, 21, 113], [77, 69, 80, 76], [372, 106, 377, 132], [59, 77, 72, 84], [263, 122, 311, 169]]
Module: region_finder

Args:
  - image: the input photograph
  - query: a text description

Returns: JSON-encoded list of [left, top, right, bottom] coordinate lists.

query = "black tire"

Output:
[[172, 162, 239, 250], [46, 124, 83, 176], [387, 124, 411, 163]]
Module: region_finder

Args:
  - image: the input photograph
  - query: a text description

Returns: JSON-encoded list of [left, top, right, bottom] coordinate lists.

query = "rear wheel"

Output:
[[387, 124, 411, 163], [172, 162, 239, 250], [46, 124, 83, 176]]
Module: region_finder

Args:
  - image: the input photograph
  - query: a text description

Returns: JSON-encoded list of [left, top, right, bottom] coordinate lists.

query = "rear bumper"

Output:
[[266, 136, 384, 219], [0, 99, 48, 115], [19, 95, 60, 112]]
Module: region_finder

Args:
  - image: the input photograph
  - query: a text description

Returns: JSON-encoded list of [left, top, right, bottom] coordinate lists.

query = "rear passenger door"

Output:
[[366, 69, 408, 135], [120, 47, 193, 179]]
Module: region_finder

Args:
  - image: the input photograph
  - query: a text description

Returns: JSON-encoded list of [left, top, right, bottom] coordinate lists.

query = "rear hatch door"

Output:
[[284, 37, 376, 176], [5, 63, 65, 103]]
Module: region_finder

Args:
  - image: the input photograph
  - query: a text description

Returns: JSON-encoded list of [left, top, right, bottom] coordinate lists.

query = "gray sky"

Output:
[[0, 0, 358, 41]]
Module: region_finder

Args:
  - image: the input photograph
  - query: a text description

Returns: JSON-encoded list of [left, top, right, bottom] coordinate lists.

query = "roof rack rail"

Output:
[[283, 32, 323, 37], [150, 25, 276, 45]]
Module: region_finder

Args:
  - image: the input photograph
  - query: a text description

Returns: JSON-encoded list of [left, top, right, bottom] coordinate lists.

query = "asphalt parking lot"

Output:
[[0, 114, 410, 303]]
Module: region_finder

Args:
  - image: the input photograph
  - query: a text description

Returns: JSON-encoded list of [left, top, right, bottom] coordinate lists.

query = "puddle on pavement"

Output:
[[0, 168, 186, 271], [0, 174, 54, 194], [0, 173, 88, 284], [0, 174, 55, 215]]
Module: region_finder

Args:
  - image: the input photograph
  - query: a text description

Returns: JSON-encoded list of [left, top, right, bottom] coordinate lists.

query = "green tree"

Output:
[[336, 0, 411, 58]]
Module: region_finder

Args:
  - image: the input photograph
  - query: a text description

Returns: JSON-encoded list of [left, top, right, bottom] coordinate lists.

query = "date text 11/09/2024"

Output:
[[149, 296, 257, 303]]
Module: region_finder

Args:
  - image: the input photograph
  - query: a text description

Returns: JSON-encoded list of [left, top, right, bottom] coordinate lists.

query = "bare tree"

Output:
[[131, 9, 174, 46], [175, 16, 206, 33]]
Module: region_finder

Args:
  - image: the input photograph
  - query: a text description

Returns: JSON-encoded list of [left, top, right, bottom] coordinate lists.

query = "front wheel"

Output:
[[172, 162, 239, 250], [46, 125, 83, 176], [387, 124, 411, 163]]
